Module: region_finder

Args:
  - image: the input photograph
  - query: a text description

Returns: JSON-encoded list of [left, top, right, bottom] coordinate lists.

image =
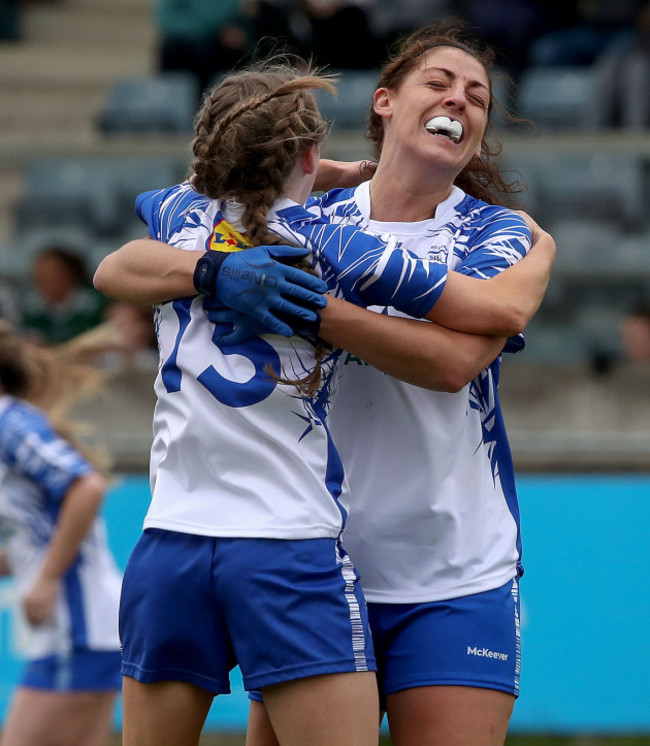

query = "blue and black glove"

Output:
[[203, 298, 323, 346], [193, 244, 327, 338]]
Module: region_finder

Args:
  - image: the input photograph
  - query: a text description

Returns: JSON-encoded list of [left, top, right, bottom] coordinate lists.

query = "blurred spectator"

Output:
[[156, 0, 253, 96], [0, 0, 19, 41], [621, 303, 650, 362], [582, 0, 650, 130], [19, 247, 108, 346], [291, 0, 383, 69], [529, 0, 642, 67], [458, 0, 574, 76], [243, 0, 297, 59], [370, 0, 461, 50], [590, 302, 650, 375], [100, 302, 158, 371], [0, 276, 19, 326]]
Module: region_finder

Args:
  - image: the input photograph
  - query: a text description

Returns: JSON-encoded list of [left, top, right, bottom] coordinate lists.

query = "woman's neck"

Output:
[[368, 154, 455, 223]]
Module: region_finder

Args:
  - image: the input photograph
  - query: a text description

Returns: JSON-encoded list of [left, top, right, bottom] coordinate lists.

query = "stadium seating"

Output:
[[98, 73, 199, 135], [15, 156, 184, 240], [516, 65, 597, 130], [316, 69, 378, 132], [512, 152, 647, 231]]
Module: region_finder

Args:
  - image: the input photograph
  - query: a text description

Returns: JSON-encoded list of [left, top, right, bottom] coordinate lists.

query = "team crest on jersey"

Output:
[[207, 218, 251, 253]]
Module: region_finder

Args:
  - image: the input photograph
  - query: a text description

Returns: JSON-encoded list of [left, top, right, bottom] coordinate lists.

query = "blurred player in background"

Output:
[[94, 51, 553, 745], [0, 322, 123, 746]]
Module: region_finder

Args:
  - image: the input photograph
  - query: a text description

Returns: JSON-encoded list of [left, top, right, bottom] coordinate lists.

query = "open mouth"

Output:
[[424, 116, 463, 143]]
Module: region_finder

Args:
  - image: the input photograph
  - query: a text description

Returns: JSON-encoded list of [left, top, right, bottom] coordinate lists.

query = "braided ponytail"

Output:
[[190, 60, 336, 395]]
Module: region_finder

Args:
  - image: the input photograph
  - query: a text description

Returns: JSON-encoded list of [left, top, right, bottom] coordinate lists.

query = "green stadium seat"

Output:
[[15, 156, 183, 239]]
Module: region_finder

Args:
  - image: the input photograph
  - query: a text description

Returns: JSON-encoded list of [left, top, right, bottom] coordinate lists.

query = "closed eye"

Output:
[[469, 93, 488, 109]]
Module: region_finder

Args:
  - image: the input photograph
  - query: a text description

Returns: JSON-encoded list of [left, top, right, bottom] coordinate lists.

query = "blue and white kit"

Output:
[[0, 395, 122, 690], [122, 181, 484, 693], [312, 181, 531, 696], [308, 180, 531, 603], [134, 182, 452, 541]]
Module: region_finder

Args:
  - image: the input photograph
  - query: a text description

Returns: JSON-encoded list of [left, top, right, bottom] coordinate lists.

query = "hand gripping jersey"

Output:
[[135, 182, 453, 540], [312, 181, 532, 603], [0, 396, 122, 659]]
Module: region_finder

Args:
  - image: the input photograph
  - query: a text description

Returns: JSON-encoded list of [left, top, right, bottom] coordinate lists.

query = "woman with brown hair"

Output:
[[245, 22, 544, 746]]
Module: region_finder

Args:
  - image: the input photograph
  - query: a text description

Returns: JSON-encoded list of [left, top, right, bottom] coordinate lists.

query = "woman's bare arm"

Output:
[[94, 238, 198, 305], [313, 159, 376, 192], [95, 217, 555, 338], [22, 472, 106, 626], [0, 547, 11, 577], [320, 296, 506, 392]]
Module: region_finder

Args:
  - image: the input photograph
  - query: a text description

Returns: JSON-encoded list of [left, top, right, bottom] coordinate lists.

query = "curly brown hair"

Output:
[[191, 60, 335, 246], [190, 60, 337, 395], [367, 20, 523, 205]]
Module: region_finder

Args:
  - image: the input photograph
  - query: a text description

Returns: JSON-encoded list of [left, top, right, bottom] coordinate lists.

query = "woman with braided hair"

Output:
[[0, 321, 123, 746], [103, 64, 381, 746], [95, 50, 554, 746]]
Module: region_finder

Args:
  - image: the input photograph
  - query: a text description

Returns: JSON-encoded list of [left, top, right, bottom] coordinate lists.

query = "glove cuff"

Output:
[[193, 251, 229, 296]]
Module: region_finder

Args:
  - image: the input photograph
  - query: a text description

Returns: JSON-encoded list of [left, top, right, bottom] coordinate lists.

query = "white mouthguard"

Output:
[[424, 116, 463, 143]]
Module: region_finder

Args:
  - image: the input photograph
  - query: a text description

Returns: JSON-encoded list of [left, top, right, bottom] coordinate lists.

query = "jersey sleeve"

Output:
[[136, 182, 212, 245], [456, 208, 531, 280], [272, 204, 447, 319], [0, 404, 92, 505], [457, 208, 532, 354]]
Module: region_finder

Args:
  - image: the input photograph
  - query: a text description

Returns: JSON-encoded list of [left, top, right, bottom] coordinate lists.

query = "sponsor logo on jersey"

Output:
[[426, 246, 448, 262], [207, 218, 251, 252], [467, 645, 509, 661], [343, 353, 369, 366]]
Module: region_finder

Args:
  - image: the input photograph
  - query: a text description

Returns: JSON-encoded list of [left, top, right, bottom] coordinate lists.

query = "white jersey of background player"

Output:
[[0, 321, 122, 746], [0, 396, 122, 660], [315, 180, 527, 605]]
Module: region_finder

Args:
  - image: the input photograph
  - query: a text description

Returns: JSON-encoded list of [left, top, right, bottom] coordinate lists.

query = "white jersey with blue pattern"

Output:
[[0, 396, 122, 658], [136, 183, 454, 540], [313, 181, 532, 603]]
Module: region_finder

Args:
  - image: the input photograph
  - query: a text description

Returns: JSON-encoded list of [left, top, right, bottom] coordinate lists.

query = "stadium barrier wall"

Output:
[[0, 473, 647, 734]]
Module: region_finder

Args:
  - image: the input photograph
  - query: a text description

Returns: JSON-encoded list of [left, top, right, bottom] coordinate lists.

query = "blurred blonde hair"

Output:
[[0, 321, 123, 473]]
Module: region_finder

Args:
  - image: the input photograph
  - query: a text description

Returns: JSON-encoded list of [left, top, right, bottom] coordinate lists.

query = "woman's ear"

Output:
[[373, 87, 392, 119], [300, 143, 319, 175]]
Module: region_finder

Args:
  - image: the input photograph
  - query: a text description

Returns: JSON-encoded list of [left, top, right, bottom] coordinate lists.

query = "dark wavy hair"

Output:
[[367, 19, 524, 205]]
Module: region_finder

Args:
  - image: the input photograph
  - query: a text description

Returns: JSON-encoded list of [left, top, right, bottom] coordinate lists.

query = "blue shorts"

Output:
[[369, 578, 521, 701], [21, 649, 122, 692], [120, 529, 375, 694], [250, 577, 520, 704]]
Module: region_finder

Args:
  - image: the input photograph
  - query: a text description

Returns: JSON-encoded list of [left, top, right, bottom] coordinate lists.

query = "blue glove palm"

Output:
[[193, 244, 327, 338]]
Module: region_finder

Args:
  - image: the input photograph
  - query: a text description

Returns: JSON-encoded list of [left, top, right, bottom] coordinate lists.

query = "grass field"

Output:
[[105, 734, 650, 745]]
